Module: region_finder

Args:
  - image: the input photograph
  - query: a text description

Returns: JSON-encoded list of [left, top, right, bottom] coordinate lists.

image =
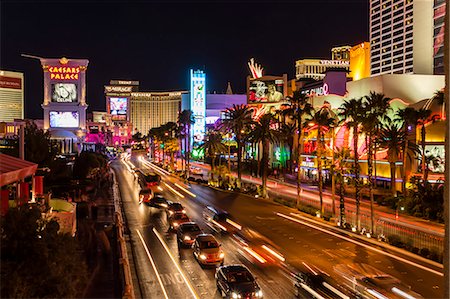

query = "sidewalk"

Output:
[[190, 161, 444, 235]]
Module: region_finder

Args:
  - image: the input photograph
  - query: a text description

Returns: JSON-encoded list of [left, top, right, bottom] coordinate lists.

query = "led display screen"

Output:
[[110, 97, 128, 120], [421, 145, 445, 173], [248, 79, 284, 103], [51, 83, 77, 103], [49, 111, 79, 128]]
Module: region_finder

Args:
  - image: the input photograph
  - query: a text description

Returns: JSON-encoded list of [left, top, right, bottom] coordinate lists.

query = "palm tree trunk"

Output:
[[402, 128, 408, 197], [421, 124, 426, 183], [390, 161, 396, 197], [186, 125, 191, 179], [297, 121, 303, 196], [339, 179, 346, 227], [367, 133, 375, 234], [237, 137, 242, 188], [354, 126, 361, 231], [262, 140, 269, 198], [318, 127, 324, 216]]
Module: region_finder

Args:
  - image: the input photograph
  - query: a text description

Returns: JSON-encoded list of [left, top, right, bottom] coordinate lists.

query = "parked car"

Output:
[[193, 234, 224, 266], [168, 213, 190, 231], [166, 201, 186, 218], [176, 222, 202, 247], [139, 189, 154, 204], [215, 265, 262, 298]]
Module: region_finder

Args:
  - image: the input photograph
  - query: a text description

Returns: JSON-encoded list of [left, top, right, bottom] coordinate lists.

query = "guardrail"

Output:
[[111, 170, 135, 299]]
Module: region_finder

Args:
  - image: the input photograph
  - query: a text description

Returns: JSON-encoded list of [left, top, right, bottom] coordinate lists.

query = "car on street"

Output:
[[215, 264, 262, 298], [139, 189, 153, 204], [147, 193, 168, 208], [176, 222, 202, 247], [168, 213, 190, 231], [166, 201, 186, 218], [203, 206, 240, 234], [193, 234, 224, 266]]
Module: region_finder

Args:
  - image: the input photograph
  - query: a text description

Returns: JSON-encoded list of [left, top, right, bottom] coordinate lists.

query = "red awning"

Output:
[[0, 154, 38, 187]]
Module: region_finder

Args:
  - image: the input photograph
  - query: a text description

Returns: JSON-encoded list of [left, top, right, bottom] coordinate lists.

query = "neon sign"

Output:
[[48, 66, 80, 80], [190, 70, 206, 143], [248, 58, 264, 79]]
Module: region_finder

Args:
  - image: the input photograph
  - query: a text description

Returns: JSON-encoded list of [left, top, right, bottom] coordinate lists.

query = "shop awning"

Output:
[[0, 154, 38, 187]]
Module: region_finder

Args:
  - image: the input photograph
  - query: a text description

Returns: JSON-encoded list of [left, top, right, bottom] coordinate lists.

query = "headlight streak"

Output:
[[261, 245, 285, 262], [226, 218, 242, 230], [164, 182, 185, 198], [322, 282, 350, 299], [391, 287, 417, 299], [174, 183, 197, 197], [152, 227, 200, 299], [243, 247, 266, 264], [300, 282, 326, 299], [367, 289, 389, 299], [302, 262, 318, 275], [135, 229, 169, 299], [211, 219, 227, 231]]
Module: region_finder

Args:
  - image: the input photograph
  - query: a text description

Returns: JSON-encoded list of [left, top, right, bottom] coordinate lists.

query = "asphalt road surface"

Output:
[[113, 155, 444, 299]]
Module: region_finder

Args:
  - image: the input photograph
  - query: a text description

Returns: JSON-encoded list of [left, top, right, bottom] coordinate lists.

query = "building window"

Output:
[[405, 60, 413, 66], [382, 66, 391, 72]]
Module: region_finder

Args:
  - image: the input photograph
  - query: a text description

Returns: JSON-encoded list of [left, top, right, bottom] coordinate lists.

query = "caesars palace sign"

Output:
[[47, 66, 81, 80]]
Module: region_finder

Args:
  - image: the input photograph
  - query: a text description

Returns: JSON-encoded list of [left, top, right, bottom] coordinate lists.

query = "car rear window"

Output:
[[199, 240, 219, 249], [227, 270, 253, 283], [174, 214, 188, 220], [183, 225, 200, 232], [171, 203, 183, 209]]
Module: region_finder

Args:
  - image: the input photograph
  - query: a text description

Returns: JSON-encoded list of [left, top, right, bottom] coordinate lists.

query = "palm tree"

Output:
[[378, 124, 406, 197], [199, 131, 227, 176], [305, 106, 336, 217], [178, 110, 195, 178], [394, 107, 419, 197], [221, 104, 254, 188], [334, 147, 352, 227], [278, 123, 296, 174], [247, 114, 280, 198], [287, 91, 314, 196], [339, 98, 365, 231], [416, 108, 432, 183], [363, 92, 391, 233]]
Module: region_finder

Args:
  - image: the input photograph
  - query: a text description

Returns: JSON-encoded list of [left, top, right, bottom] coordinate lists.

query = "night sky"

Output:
[[1, 0, 368, 119]]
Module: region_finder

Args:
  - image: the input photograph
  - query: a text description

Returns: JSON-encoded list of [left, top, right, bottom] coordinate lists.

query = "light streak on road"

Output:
[[391, 287, 417, 299], [300, 282, 326, 299], [261, 245, 285, 262], [164, 182, 185, 198], [322, 282, 350, 299], [136, 229, 169, 299], [302, 262, 318, 275], [226, 218, 242, 230], [174, 183, 197, 197], [243, 247, 266, 264], [152, 228, 200, 299], [211, 219, 227, 231], [367, 289, 389, 299], [276, 213, 444, 277]]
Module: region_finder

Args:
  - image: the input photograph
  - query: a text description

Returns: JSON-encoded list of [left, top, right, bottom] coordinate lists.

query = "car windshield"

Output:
[[170, 203, 183, 210], [183, 225, 200, 232], [199, 240, 219, 249], [227, 270, 254, 283], [174, 214, 188, 220]]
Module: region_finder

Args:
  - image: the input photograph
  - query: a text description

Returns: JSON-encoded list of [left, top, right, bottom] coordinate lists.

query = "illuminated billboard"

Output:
[[109, 97, 128, 120], [190, 70, 206, 143], [49, 111, 79, 128], [51, 83, 77, 102], [248, 77, 285, 103]]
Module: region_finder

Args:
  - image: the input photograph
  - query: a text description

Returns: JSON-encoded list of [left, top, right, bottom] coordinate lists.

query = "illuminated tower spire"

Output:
[[226, 82, 233, 94]]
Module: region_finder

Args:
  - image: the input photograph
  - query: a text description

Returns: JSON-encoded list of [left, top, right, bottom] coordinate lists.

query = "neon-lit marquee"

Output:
[[190, 70, 206, 143], [302, 83, 329, 97], [48, 66, 80, 80]]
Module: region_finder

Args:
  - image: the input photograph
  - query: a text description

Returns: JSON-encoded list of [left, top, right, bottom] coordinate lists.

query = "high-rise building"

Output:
[[433, 0, 446, 74], [0, 70, 24, 122], [349, 42, 371, 81], [370, 0, 436, 76], [130, 91, 185, 135]]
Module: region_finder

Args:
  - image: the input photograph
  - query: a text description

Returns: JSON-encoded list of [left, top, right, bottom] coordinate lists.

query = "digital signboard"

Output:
[[49, 111, 79, 128], [248, 77, 285, 103], [51, 83, 77, 102], [109, 97, 128, 120], [190, 70, 206, 143]]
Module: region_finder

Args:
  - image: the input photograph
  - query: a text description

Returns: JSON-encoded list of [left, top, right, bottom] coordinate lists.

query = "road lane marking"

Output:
[[136, 229, 169, 299], [276, 213, 444, 277], [152, 227, 200, 299], [174, 183, 197, 197], [164, 182, 185, 198]]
